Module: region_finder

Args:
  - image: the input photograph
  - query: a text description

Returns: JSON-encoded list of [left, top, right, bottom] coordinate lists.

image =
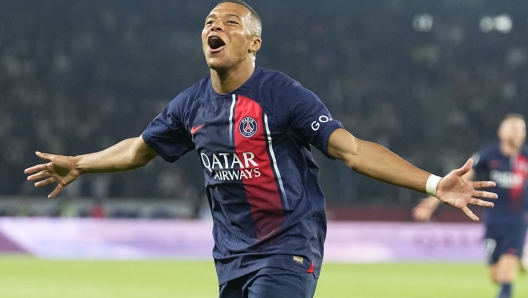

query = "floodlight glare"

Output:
[[494, 14, 512, 33], [413, 14, 434, 32]]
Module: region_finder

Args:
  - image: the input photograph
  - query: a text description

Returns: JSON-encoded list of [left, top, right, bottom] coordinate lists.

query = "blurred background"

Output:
[[1, 0, 527, 220]]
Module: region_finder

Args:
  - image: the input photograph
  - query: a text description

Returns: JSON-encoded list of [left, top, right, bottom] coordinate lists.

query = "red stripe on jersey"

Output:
[[233, 95, 285, 240], [509, 155, 528, 209]]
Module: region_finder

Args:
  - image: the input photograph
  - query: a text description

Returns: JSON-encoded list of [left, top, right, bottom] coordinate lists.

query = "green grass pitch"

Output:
[[0, 256, 526, 297]]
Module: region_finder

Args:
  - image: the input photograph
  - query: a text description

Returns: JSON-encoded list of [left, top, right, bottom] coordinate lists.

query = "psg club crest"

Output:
[[239, 117, 258, 138]]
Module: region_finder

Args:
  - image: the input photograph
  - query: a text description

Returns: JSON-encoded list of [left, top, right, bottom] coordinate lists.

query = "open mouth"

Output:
[[208, 36, 226, 53]]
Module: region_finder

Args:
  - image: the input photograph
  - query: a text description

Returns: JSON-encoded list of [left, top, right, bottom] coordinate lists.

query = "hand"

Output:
[[412, 197, 439, 221], [436, 158, 497, 222], [24, 151, 80, 199]]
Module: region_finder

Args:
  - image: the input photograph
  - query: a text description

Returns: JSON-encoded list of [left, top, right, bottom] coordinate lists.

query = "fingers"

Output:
[[24, 152, 53, 174], [36, 151, 53, 161], [34, 177, 57, 188], [461, 206, 479, 222], [454, 158, 473, 176], [462, 198, 493, 222], [48, 184, 64, 199], [472, 181, 497, 189], [24, 163, 49, 175], [472, 190, 498, 200], [25, 151, 64, 199], [468, 198, 494, 208], [26, 170, 51, 181]]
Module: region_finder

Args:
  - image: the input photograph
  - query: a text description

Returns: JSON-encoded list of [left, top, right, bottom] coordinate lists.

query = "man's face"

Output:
[[201, 3, 260, 71], [498, 118, 526, 149]]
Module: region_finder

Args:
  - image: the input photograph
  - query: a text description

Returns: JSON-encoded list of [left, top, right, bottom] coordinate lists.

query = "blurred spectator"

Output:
[[89, 199, 106, 218], [58, 198, 78, 218], [14, 198, 33, 217]]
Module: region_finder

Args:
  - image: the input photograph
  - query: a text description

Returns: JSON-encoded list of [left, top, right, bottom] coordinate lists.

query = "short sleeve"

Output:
[[471, 152, 481, 167], [142, 97, 195, 163], [471, 149, 487, 174], [281, 85, 343, 157]]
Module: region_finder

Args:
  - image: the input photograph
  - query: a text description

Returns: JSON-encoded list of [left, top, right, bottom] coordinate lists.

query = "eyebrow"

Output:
[[206, 13, 243, 20]]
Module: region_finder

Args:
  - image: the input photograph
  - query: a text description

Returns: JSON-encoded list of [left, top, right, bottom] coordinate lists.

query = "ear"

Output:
[[248, 35, 262, 55]]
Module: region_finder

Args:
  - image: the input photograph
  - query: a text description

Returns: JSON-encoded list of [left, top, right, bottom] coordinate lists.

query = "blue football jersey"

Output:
[[472, 143, 528, 224], [142, 66, 343, 284]]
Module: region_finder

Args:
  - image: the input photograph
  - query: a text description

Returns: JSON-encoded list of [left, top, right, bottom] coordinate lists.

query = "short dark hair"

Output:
[[217, 0, 262, 36], [502, 113, 525, 122]]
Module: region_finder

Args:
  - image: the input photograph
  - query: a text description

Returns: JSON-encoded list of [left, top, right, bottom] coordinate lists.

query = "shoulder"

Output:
[[478, 143, 500, 156], [257, 67, 311, 95], [168, 77, 211, 109], [260, 67, 299, 85], [173, 77, 210, 102], [472, 143, 498, 165]]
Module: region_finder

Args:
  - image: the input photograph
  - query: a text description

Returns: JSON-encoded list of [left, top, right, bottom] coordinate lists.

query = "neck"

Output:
[[500, 141, 521, 157], [210, 60, 255, 94]]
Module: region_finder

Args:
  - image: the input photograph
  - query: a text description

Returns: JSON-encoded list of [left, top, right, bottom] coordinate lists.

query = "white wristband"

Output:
[[425, 174, 442, 196]]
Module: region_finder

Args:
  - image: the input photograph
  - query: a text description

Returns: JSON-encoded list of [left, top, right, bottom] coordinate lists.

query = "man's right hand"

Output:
[[24, 152, 81, 199]]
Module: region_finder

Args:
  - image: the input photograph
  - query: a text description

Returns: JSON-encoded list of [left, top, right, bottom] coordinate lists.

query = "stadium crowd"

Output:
[[1, 0, 527, 215]]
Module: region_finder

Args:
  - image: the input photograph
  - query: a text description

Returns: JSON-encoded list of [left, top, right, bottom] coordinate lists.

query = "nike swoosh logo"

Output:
[[190, 124, 205, 134]]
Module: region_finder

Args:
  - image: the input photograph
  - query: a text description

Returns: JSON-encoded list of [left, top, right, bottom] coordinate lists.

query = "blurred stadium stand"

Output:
[[1, 0, 527, 220]]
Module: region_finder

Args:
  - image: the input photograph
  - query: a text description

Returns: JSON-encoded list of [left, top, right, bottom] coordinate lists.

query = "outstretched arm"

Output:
[[412, 196, 442, 221], [327, 128, 496, 221], [24, 136, 158, 199], [412, 169, 475, 221]]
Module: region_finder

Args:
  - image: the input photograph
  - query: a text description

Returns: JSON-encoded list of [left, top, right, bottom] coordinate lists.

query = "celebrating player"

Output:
[[413, 114, 527, 298], [25, 1, 498, 297]]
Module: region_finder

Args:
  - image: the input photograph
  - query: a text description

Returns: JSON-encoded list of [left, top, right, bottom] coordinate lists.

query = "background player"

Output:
[[24, 1, 498, 297], [413, 114, 528, 298]]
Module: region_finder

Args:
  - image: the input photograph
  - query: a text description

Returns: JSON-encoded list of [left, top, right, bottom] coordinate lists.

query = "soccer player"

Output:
[[25, 1, 497, 297], [413, 114, 527, 298]]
